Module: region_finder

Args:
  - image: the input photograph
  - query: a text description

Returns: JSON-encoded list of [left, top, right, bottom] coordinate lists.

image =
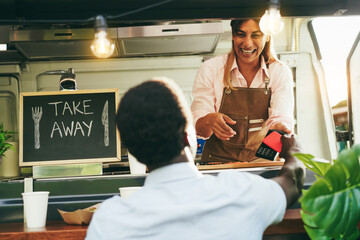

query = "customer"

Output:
[[191, 19, 294, 163], [86, 77, 305, 240]]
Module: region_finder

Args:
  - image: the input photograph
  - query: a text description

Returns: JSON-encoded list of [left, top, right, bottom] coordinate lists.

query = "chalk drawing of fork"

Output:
[[32, 107, 43, 149]]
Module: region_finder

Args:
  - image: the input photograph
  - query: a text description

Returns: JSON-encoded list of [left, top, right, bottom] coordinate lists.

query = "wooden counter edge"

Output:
[[197, 161, 284, 170], [0, 223, 88, 240], [264, 209, 305, 235], [0, 209, 305, 239]]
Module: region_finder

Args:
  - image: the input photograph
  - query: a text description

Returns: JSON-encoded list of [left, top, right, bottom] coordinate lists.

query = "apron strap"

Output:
[[264, 75, 270, 95]]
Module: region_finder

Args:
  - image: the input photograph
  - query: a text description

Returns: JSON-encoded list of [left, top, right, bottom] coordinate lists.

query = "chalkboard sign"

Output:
[[19, 89, 120, 166]]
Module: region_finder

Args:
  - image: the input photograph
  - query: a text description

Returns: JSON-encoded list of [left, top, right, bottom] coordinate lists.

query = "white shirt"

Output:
[[191, 54, 294, 134], [86, 162, 286, 240]]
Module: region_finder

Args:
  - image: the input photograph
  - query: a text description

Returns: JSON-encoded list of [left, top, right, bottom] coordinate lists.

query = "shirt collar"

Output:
[[231, 55, 270, 80], [144, 162, 203, 186], [260, 56, 270, 79], [231, 55, 270, 87], [230, 55, 238, 72]]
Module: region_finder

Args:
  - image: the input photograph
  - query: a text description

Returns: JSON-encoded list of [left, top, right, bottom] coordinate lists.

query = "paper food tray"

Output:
[[58, 203, 101, 225]]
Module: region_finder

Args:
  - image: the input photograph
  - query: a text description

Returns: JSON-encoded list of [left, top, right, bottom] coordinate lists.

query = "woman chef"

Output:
[[191, 19, 294, 163]]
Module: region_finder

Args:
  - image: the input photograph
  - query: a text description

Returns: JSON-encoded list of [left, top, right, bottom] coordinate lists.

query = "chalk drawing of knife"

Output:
[[102, 100, 109, 147], [32, 106, 42, 149]]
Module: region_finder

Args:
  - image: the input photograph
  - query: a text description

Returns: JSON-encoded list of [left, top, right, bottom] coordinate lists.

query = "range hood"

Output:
[[9, 22, 223, 60]]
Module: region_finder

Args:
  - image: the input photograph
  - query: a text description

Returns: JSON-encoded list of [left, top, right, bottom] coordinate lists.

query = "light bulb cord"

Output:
[[269, 0, 281, 9]]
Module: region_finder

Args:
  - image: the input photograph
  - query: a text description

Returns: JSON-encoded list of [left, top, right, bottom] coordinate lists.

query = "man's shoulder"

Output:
[[86, 196, 123, 239], [217, 169, 256, 179], [93, 195, 122, 216], [216, 170, 286, 205], [216, 170, 280, 189], [216, 170, 260, 185]]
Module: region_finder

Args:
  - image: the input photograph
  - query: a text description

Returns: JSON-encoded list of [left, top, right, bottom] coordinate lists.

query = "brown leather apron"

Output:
[[201, 79, 271, 163]]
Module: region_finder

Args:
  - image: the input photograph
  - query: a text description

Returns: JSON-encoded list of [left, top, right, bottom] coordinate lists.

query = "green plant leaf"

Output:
[[298, 145, 360, 240], [293, 153, 332, 177], [303, 225, 331, 240], [338, 149, 360, 185], [0, 122, 16, 157]]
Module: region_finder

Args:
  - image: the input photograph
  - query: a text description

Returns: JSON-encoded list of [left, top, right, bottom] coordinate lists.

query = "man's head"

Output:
[[116, 77, 194, 169]]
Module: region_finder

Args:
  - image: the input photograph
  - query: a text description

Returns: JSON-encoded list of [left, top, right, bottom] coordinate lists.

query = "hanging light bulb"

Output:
[[259, 0, 284, 36], [90, 15, 115, 58]]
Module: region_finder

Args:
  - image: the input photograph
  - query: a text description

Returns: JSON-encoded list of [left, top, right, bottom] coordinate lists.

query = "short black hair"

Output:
[[116, 77, 192, 168]]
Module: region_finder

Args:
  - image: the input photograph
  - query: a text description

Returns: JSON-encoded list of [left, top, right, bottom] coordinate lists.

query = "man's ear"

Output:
[[266, 35, 270, 42]]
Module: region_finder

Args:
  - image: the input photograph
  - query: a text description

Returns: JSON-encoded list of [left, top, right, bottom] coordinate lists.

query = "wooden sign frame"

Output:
[[19, 89, 120, 166]]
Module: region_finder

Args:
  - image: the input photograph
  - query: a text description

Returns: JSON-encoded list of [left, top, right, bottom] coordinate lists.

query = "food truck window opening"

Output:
[[312, 16, 360, 150]]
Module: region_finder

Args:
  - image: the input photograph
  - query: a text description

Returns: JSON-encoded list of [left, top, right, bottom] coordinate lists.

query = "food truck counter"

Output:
[[0, 166, 319, 239], [0, 167, 316, 224]]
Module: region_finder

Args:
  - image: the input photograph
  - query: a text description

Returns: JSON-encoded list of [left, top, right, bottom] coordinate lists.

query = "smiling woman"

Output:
[[191, 18, 294, 164], [229, 19, 274, 86]]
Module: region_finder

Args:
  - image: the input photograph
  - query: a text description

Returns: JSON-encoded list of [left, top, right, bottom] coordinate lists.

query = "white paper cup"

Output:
[[128, 152, 146, 175], [119, 186, 142, 199], [22, 191, 49, 228]]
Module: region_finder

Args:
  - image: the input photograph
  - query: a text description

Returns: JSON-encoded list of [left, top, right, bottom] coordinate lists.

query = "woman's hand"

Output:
[[209, 113, 237, 140], [271, 122, 292, 134], [196, 113, 236, 140]]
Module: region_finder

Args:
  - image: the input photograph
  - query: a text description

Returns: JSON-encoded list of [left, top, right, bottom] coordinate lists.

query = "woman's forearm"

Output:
[[195, 114, 215, 138]]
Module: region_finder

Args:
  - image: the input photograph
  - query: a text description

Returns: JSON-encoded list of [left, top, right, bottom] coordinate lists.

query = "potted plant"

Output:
[[0, 122, 16, 164], [294, 144, 360, 240]]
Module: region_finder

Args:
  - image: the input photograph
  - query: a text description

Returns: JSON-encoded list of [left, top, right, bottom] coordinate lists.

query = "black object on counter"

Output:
[[255, 129, 286, 160]]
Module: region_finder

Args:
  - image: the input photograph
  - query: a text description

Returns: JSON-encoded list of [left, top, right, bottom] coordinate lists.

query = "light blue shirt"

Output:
[[86, 162, 286, 240]]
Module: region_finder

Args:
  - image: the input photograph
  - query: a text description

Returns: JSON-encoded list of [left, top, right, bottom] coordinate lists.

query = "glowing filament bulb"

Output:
[[259, 7, 284, 35], [90, 30, 115, 58]]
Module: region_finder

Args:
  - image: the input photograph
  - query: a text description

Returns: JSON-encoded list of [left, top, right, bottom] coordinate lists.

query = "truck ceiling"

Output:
[[0, 0, 359, 25]]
